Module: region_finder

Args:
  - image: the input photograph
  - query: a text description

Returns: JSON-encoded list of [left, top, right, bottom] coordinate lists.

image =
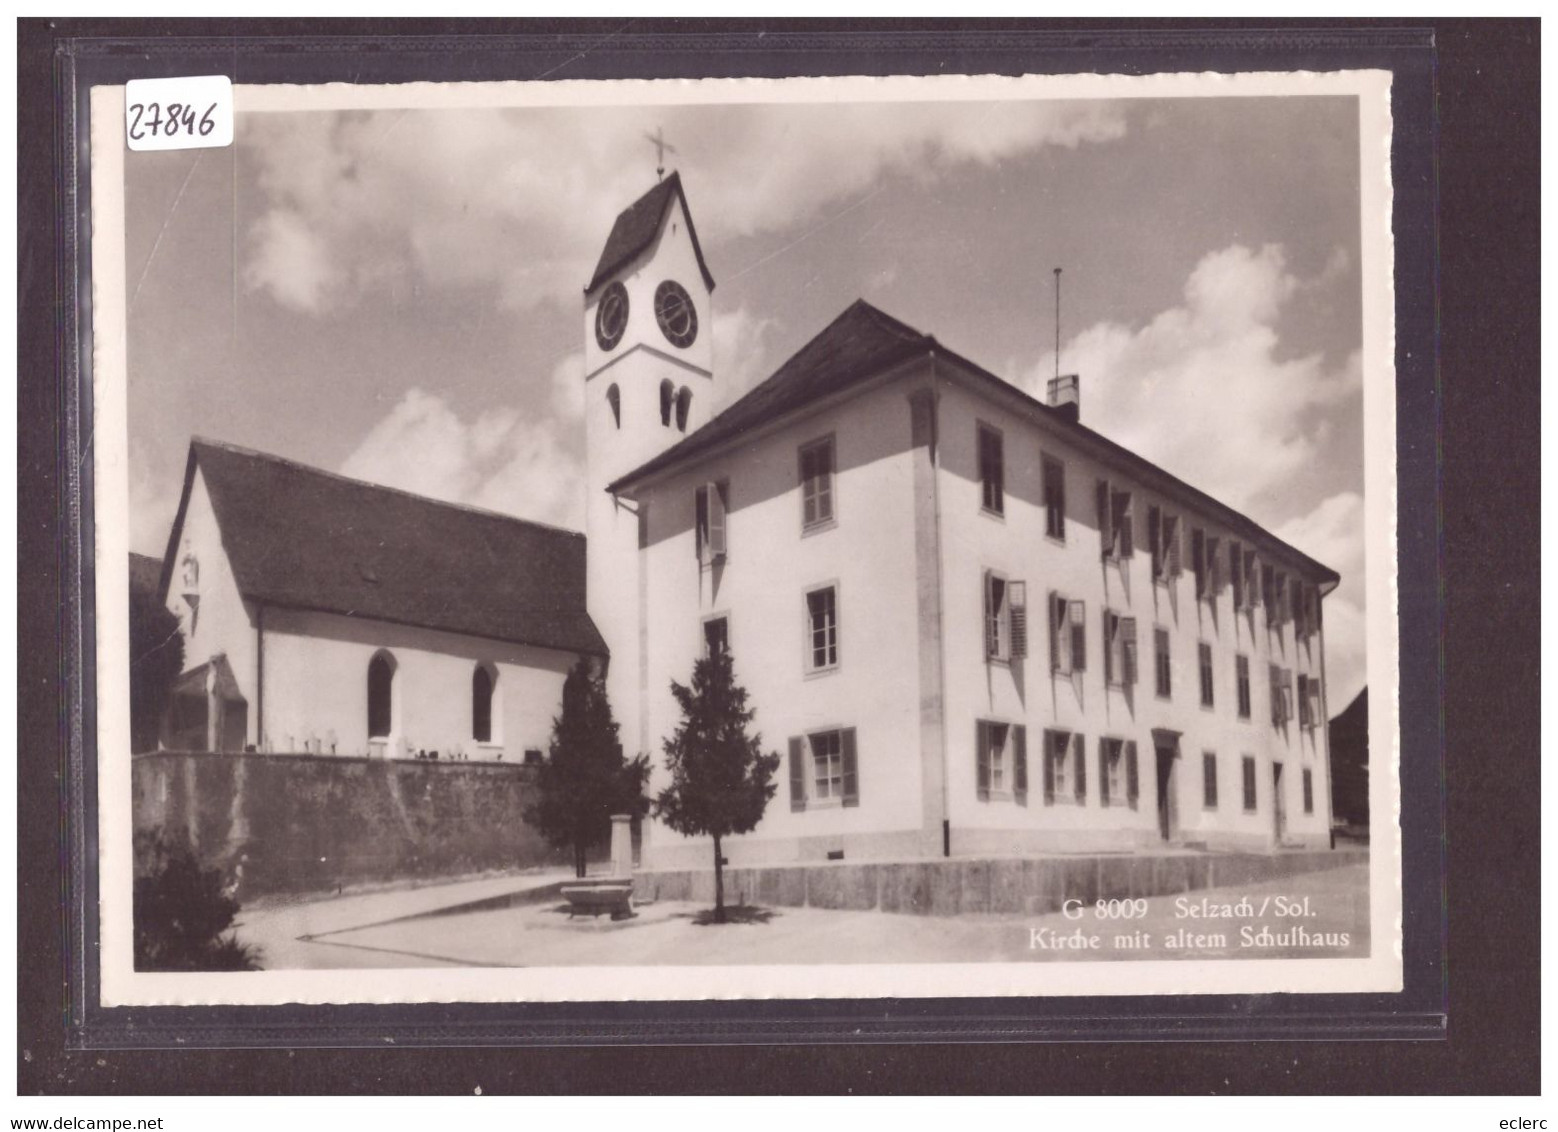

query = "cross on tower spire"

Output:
[[645, 126, 677, 181]]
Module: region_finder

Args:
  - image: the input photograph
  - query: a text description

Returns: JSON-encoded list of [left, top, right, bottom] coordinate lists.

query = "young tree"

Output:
[[129, 583, 184, 753], [526, 657, 649, 878], [654, 650, 780, 923]]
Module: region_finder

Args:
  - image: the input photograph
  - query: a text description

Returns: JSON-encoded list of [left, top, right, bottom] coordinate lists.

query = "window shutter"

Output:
[[1122, 617, 1139, 685], [1008, 581, 1028, 659], [708, 482, 727, 558], [1048, 590, 1061, 671], [1013, 725, 1028, 804], [983, 573, 996, 659], [1073, 734, 1087, 802], [1297, 674, 1309, 727], [1192, 528, 1206, 596], [1148, 505, 1161, 574], [1126, 741, 1139, 809], [695, 486, 709, 565], [1070, 601, 1087, 672], [841, 728, 859, 807], [976, 721, 991, 801], [1166, 515, 1182, 576], [1208, 537, 1222, 594], [1043, 733, 1056, 805], [1117, 492, 1135, 557], [1103, 611, 1115, 684], [1096, 479, 1112, 557], [788, 737, 806, 812], [1098, 743, 1111, 806]]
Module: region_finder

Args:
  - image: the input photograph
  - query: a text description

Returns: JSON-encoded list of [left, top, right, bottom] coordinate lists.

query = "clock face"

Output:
[[654, 280, 698, 349], [594, 281, 629, 351]]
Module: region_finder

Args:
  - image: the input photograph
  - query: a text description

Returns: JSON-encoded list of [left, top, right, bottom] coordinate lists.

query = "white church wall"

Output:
[[259, 607, 575, 762], [636, 381, 929, 866], [164, 467, 260, 741]]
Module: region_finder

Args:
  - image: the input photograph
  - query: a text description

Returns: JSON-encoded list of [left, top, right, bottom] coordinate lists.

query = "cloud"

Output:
[[340, 388, 584, 530], [1276, 491, 1368, 707], [711, 306, 781, 410], [1024, 243, 1361, 516], [240, 101, 1128, 316]]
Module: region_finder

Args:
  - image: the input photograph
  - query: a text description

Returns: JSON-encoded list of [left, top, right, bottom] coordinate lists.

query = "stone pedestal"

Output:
[[610, 814, 634, 879]]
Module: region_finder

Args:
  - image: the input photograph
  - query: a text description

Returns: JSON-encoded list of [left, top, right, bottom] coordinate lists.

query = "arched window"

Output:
[[472, 664, 497, 744], [606, 383, 621, 429], [659, 379, 674, 427], [675, 387, 692, 432], [367, 651, 396, 739]]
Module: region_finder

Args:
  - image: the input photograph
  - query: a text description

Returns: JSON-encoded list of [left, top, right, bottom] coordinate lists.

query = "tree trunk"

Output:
[[574, 841, 586, 879], [712, 834, 725, 924]]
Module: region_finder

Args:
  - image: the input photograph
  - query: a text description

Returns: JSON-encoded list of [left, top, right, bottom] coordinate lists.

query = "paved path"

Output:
[[252, 862, 1370, 969], [233, 870, 572, 969]]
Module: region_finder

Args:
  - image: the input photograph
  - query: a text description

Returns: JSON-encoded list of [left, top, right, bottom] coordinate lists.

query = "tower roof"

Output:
[[584, 171, 717, 297]]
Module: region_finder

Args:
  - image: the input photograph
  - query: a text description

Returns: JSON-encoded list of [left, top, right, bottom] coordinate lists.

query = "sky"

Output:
[[121, 93, 1369, 704]]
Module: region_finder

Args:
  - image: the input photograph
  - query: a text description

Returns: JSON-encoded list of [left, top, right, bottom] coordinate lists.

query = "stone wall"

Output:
[[132, 752, 606, 899], [638, 848, 1366, 918]]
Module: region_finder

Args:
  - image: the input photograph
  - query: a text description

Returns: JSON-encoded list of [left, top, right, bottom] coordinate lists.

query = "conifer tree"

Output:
[[654, 650, 780, 923], [527, 657, 648, 878]]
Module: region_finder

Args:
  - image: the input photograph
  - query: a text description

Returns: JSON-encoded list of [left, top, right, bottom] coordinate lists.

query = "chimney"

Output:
[[1047, 373, 1080, 422]]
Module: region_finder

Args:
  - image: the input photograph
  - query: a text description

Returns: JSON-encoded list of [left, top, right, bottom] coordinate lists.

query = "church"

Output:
[[150, 168, 1340, 868], [153, 436, 604, 763]]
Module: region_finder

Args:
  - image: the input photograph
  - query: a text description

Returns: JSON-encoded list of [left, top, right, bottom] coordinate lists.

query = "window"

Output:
[[1149, 506, 1181, 581], [1302, 768, 1315, 814], [977, 720, 1027, 803], [606, 383, 621, 429], [367, 651, 395, 739], [1042, 456, 1066, 539], [799, 436, 835, 529], [1262, 564, 1277, 621], [1041, 729, 1084, 805], [472, 664, 496, 744], [703, 615, 729, 657], [788, 728, 859, 810], [1104, 610, 1139, 687], [1203, 752, 1219, 809], [805, 585, 838, 672], [675, 387, 692, 432], [1096, 480, 1135, 559], [985, 571, 1011, 662], [694, 480, 728, 565], [1306, 676, 1323, 730], [978, 424, 1004, 515], [1154, 627, 1172, 699], [1048, 592, 1085, 674], [1270, 664, 1293, 726], [1099, 737, 1133, 806], [1198, 642, 1214, 708], [1244, 549, 1260, 612], [659, 379, 675, 427], [1297, 674, 1310, 728], [1236, 654, 1252, 719], [1242, 755, 1258, 812], [1192, 530, 1222, 601], [811, 730, 843, 800]]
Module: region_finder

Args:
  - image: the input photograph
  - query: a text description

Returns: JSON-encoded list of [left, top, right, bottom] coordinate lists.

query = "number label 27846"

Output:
[[124, 76, 233, 152]]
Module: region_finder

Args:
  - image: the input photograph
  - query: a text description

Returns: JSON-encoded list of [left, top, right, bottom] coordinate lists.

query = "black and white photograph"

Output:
[[92, 71, 1400, 1004]]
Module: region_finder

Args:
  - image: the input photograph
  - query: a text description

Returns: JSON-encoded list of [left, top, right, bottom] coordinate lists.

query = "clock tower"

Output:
[[582, 171, 716, 771]]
